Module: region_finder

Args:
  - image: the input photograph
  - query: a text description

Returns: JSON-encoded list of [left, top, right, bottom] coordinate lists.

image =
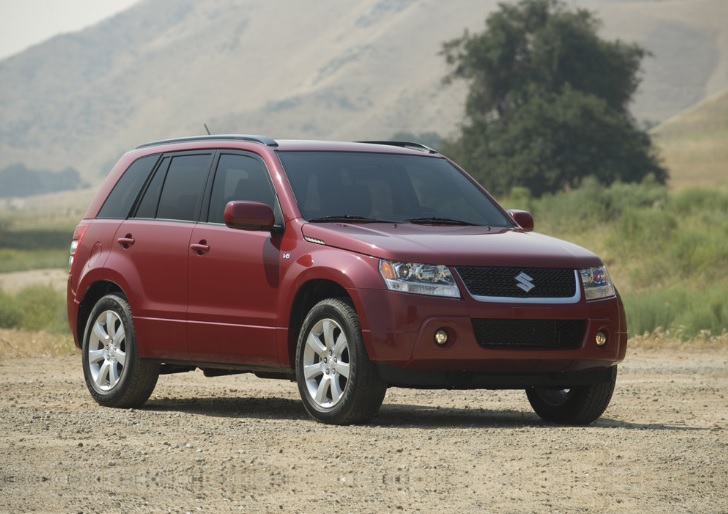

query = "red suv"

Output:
[[67, 135, 627, 425]]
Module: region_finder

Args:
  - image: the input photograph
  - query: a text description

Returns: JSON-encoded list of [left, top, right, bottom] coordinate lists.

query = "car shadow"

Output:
[[143, 396, 708, 431], [374, 404, 708, 431], [145, 395, 308, 421]]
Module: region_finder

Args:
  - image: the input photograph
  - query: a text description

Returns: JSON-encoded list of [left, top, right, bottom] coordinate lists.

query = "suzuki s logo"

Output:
[[515, 272, 535, 293]]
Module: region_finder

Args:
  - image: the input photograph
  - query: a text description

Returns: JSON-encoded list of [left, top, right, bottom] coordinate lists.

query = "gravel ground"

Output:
[[1, 345, 727, 513]]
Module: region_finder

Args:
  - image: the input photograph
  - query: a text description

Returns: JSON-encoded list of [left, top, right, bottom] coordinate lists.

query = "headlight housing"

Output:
[[379, 260, 461, 298], [580, 266, 616, 301]]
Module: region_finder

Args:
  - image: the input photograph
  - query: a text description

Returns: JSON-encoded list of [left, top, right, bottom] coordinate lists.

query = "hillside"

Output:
[[652, 88, 728, 189], [0, 0, 727, 188]]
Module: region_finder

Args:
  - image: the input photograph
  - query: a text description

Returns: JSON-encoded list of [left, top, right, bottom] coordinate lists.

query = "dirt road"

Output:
[[1, 345, 726, 513]]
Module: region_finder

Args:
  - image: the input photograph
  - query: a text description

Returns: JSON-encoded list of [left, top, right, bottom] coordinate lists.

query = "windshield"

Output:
[[277, 151, 513, 227]]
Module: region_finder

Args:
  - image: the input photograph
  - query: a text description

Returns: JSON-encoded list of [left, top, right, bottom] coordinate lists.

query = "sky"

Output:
[[0, 0, 140, 60]]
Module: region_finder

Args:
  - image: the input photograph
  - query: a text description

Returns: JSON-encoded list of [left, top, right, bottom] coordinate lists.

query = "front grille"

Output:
[[472, 319, 585, 349], [456, 267, 576, 299]]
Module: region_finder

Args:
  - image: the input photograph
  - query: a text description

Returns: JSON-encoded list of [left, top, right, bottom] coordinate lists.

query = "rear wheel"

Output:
[[526, 366, 617, 425], [296, 298, 387, 425], [82, 294, 159, 408]]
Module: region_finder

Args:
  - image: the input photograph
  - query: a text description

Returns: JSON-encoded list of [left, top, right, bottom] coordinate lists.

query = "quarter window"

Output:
[[134, 157, 169, 219], [97, 154, 158, 219]]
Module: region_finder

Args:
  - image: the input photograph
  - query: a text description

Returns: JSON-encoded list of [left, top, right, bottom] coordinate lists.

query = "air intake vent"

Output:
[[472, 319, 585, 349]]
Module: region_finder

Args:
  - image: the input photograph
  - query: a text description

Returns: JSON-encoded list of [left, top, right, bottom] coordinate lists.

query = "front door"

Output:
[[186, 152, 282, 365]]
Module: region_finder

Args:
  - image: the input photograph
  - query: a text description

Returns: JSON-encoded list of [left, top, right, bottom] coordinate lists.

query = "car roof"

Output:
[[136, 135, 439, 156]]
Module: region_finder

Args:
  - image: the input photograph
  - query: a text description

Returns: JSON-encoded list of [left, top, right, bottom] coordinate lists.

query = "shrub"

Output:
[[0, 289, 22, 328], [622, 285, 728, 340], [0, 285, 67, 333]]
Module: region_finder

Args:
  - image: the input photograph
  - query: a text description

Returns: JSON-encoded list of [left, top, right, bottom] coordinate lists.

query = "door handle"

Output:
[[117, 235, 135, 248], [190, 241, 210, 255]]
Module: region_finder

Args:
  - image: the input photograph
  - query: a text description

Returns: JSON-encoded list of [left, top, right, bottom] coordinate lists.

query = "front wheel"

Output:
[[295, 298, 387, 425], [82, 294, 159, 408], [526, 366, 617, 425]]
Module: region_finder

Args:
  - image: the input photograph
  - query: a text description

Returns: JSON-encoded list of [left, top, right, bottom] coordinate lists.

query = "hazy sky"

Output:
[[0, 0, 140, 60]]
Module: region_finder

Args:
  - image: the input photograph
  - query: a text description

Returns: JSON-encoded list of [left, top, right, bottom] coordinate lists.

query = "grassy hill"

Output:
[[652, 89, 728, 189]]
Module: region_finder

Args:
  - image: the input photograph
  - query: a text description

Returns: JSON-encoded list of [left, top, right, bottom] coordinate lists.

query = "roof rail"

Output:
[[136, 134, 278, 149], [357, 140, 438, 154]]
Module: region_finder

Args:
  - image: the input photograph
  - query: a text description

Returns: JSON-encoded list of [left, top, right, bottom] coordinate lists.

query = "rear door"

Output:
[[187, 151, 282, 365], [107, 152, 213, 360]]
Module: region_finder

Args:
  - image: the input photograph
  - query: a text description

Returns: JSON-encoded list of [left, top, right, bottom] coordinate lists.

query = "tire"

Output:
[[295, 298, 387, 425], [82, 293, 160, 408], [526, 366, 618, 425]]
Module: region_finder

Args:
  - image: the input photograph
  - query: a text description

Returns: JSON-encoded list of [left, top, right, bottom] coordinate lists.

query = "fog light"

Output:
[[595, 331, 608, 347], [434, 329, 449, 346]]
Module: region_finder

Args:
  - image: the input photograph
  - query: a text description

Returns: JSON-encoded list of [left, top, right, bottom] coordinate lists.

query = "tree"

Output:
[[441, 0, 667, 197]]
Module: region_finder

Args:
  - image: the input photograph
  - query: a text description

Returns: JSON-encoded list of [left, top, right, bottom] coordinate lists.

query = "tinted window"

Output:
[[97, 155, 158, 219], [155, 154, 212, 222], [134, 157, 170, 219], [207, 154, 275, 224], [278, 151, 512, 226]]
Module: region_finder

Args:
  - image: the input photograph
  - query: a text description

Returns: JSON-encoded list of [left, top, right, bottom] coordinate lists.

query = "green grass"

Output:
[[0, 216, 73, 272], [501, 181, 728, 340], [0, 249, 69, 273], [623, 286, 727, 340], [0, 284, 68, 334]]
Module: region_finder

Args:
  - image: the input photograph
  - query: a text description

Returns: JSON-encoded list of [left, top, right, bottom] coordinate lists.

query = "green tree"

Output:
[[442, 0, 667, 197]]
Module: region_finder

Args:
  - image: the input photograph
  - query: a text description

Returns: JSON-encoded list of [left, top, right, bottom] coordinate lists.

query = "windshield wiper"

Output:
[[405, 216, 476, 226], [308, 215, 396, 223]]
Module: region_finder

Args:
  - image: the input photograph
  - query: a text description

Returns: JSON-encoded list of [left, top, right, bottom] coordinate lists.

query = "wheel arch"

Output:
[[282, 249, 382, 368], [75, 280, 126, 348], [286, 279, 351, 368]]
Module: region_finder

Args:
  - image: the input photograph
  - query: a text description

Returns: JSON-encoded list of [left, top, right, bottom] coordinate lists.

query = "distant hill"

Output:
[[0, 0, 726, 188], [652, 88, 728, 189]]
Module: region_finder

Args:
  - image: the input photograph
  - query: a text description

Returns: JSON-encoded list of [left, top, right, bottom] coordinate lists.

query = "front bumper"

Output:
[[354, 287, 628, 378]]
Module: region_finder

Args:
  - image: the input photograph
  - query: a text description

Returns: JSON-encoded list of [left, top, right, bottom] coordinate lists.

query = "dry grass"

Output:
[[629, 328, 728, 351], [0, 328, 76, 359], [652, 89, 728, 190]]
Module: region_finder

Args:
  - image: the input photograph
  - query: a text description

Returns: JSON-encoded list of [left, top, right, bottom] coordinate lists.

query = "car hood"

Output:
[[301, 223, 603, 268]]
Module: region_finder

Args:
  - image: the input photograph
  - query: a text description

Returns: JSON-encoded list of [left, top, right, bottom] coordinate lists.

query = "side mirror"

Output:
[[224, 201, 275, 231], [508, 209, 534, 232]]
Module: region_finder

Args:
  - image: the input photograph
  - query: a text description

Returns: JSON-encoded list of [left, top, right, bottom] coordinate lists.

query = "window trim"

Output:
[[130, 150, 214, 222], [201, 150, 284, 230]]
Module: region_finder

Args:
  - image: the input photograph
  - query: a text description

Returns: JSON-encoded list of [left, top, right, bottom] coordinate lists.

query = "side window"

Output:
[[97, 154, 158, 219], [134, 157, 169, 219], [207, 154, 275, 224], [155, 154, 212, 222]]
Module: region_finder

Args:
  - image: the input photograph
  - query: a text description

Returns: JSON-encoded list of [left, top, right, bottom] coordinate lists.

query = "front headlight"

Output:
[[379, 260, 461, 298], [580, 266, 616, 301]]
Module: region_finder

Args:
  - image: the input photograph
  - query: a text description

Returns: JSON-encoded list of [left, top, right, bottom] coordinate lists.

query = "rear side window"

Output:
[[134, 158, 170, 219], [97, 155, 158, 219], [134, 153, 212, 222]]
